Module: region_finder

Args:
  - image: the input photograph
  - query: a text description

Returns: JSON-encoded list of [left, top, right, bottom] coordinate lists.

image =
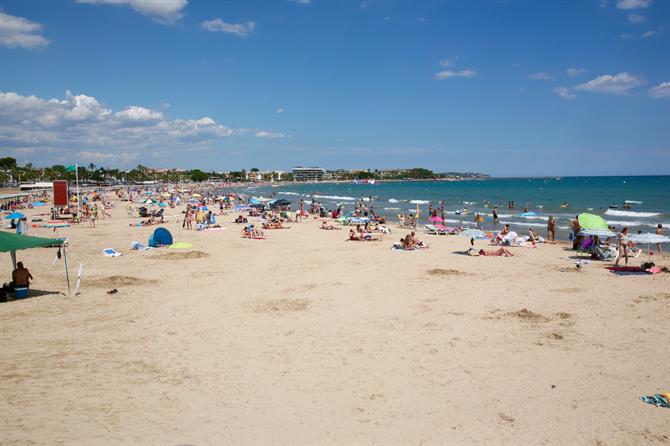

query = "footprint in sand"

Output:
[[252, 298, 311, 313], [90, 275, 158, 288], [154, 251, 209, 260]]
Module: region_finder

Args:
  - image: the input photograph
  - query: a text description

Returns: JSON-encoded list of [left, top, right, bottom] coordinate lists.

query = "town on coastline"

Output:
[[0, 157, 489, 187]]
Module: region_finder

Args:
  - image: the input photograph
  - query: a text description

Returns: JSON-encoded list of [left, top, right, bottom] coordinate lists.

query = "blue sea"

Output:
[[230, 176, 670, 237]]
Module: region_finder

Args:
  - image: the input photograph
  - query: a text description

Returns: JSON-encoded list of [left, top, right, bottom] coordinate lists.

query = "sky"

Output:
[[0, 0, 668, 176]]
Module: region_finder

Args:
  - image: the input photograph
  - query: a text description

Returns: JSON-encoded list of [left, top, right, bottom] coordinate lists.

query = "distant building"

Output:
[[292, 166, 325, 181]]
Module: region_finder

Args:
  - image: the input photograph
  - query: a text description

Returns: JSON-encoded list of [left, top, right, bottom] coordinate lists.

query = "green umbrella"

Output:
[[578, 213, 608, 231]]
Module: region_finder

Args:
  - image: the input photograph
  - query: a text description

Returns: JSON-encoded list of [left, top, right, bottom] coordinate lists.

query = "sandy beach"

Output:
[[1, 198, 669, 445]]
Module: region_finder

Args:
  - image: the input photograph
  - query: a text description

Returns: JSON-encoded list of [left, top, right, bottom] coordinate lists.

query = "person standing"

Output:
[[614, 227, 630, 266], [492, 206, 499, 224], [547, 215, 556, 243], [656, 224, 664, 254]]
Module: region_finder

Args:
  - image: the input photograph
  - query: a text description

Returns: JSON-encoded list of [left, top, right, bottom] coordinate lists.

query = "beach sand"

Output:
[[1, 200, 669, 445]]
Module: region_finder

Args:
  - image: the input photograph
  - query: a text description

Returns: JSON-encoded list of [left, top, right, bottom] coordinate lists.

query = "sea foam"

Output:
[[605, 209, 660, 218]]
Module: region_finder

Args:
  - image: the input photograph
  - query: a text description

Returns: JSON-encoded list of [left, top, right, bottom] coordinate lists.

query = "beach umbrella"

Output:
[[578, 213, 608, 231], [579, 228, 617, 238], [628, 233, 670, 244], [628, 233, 670, 261], [191, 193, 201, 197], [428, 215, 443, 223], [158, 202, 168, 207], [32, 202, 46, 207], [460, 228, 485, 239], [161, 193, 171, 197], [5, 212, 25, 220], [270, 199, 291, 208]]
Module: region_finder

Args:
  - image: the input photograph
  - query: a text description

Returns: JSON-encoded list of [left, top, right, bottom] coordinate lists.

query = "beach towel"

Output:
[[169, 242, 193, 249], [605, 266, 654, 276], [640, 393, 670, 409], [102, 248, 122, 257], [130, 241, 150, 251]]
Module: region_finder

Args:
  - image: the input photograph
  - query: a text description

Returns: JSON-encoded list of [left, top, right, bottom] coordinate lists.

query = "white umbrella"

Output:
[[628, 232, 670, 262], [628, 233, 670, 244], [579, 228, 617, 238]]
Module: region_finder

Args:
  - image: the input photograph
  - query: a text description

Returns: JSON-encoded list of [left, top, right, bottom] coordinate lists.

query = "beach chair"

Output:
[[425, 224, 446, 235], [578, 237, 594, 257]]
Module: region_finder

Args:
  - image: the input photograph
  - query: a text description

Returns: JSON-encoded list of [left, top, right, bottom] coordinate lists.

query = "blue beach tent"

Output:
[[148, 227, 173, 247]]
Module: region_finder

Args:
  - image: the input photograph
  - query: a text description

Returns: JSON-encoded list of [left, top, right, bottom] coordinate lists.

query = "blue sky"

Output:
[[0, 0, 668, 176]]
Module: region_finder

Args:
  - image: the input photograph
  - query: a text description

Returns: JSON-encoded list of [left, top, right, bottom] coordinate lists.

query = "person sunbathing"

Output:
[[349, 229, 362, 240], [321, 221, 340, 230], [479, 247, 514, 257], [263, 221, 288, 229]]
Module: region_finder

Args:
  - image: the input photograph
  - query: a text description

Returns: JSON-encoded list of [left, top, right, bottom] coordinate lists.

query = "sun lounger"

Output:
[[424, 224, 445, 235]]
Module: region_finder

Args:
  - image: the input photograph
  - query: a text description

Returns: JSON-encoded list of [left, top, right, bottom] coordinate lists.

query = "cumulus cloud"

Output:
[[76, 0, 188, 23], [616, 0, 651, 9], [77, 150, 139, 164], [0, 90, 282, 167], [554, 87, 577, 100], [628, 13, 647, 23], [528, 72, 554, 80], [275, 107, 284, 114], [0, 12, 49, 48], [566, 68, 586, 77], [648, 82, 670, 98], [255, 130, 287, 139], [434, 69, 476, 80], [201, 19, 255, 37], [642, 30, 658, 38], [573, 72, 643, 95]]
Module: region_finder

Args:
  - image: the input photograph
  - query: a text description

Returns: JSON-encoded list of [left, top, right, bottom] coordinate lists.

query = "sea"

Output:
[[227, 176, 670, 238]]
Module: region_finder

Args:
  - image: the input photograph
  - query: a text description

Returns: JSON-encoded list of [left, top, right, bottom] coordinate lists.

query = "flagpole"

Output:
[[75, 163, 80, 220]]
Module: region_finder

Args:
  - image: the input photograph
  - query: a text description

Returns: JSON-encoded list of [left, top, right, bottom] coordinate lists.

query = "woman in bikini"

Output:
[[547, 215, 556, 243], [614, 227, 630, 266]]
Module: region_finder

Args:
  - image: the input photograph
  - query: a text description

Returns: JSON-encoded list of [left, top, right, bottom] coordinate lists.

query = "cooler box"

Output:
[[14, 287, 29, 299]]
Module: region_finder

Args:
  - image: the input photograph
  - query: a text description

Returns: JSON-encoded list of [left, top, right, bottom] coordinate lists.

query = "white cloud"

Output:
[[528, 72, 554, 80], [566, 68, 586, 77], [439, 57, 458, 68], [0, 12, 49, 48], [201, 19, 255, 37], [255, 130, 287, 139], [628, 13, 647, 23], [275, 107, 284, 114], [554, 87, 577, 100], [76, 0, 188, 23], [648, 82, 670, 98], [574, 72, 644, 95], [621, 33, 634, 39], [77, 150, 138, 164], [642, 30, 657, 38], [384, 16, 391, 21], [115, 106, 163, 122], [616, 0, 651, 9], [289, 0, 311, 4], [0, 90, 282, 167], [434, 69, 476, 80]]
